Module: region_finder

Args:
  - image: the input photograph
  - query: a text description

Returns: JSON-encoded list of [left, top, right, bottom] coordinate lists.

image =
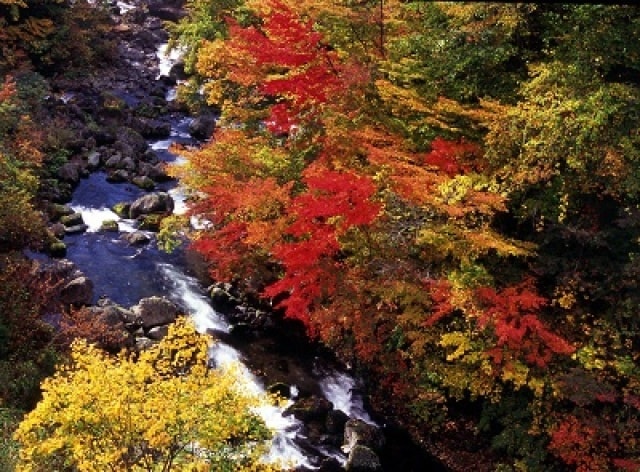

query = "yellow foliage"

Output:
[[14, 318, 280, 472]]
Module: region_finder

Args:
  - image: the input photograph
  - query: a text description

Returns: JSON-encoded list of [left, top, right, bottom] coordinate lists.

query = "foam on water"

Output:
[[71, 206, 137, 233], [318, 370, 375, 424], [156, 43, 186, 79], [157, 263, 316, 469]]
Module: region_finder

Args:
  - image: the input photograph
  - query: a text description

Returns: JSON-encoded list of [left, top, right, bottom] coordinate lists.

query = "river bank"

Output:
[[27, 0, 450, 470]]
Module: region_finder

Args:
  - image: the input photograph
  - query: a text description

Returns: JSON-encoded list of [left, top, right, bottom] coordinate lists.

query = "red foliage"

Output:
[[475, 280, 574, 368], [57, 307, 129, 353], [0, 76, 16, 103], [423, 137, 482, 177], [423, 279, 454, 327], [265, 102, 298, 135], [191, 222, 248, 281], [548, 415, 609, 472], [263, 167, 380, 332], [289, 167, 380, 236], [225, 0, 361, 134], [548, 414, 639, 472]]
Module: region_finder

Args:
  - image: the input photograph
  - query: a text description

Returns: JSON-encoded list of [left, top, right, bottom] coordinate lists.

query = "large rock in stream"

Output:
[[129, 191, 174, 218], [130, 296, 180, 330]]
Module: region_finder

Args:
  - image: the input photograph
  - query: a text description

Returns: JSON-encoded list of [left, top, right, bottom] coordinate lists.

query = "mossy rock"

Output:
[[59, 212, 84, 227], [50, 203, 74, 221], [137, 214, 163, 231], [101, 91, 127, 111], [100, 220, 119, 232], [112, 202, 131, 218], [48, 240, 67, 258], [132, 176, 155, 191]]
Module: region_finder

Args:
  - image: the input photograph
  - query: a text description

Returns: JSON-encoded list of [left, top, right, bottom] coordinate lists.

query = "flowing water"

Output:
[[59, 43, 381, 469]]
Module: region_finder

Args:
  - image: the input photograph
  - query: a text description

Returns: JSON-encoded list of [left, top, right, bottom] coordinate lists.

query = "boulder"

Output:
[[343, 419, 385, 454], [57, 162, 83, 184], [87, 150, 102, 169], [99, 220, 119, 232], [132, 175, 155, 191], [49, 222, 66, 239], [64, 224, 89, 234], [209, 283, 240, 313], [50, 203, 74, 221], [147, 2, 185, 21], [60, 276, 94, 306], [284, 396, 333, 423], [106, 169, 130, 182], [121, 231, 151, 246], [131, 296, 180, 330], [139, 162, 171, 182], [147, 325, 169, 340], [132, 117, 171, 138], [169, 61, 188, 81], [188, 114, 217, 140], [326, 409, 349, 435], [60, 212, 84, 227], [135, 336, 157, 351], [111, 201, 131, 218], [115, 126, 148, 154], [48, 240, 67, 258], [345, 445, 382, 472], [137, 214, 164, 231], [129, 192, 174, 218], [104, 153, 123, 168]]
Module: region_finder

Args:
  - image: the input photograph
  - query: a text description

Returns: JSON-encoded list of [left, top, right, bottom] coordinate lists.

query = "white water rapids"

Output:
[[65, 41, 379, 469]]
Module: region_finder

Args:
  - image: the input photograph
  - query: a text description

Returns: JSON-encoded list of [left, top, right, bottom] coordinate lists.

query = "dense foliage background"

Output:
[[165, 2, 640, 470], [1, 1, 640, 470]]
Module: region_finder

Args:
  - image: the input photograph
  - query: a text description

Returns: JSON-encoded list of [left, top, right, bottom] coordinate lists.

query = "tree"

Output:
[[14, 317, 279, 472]]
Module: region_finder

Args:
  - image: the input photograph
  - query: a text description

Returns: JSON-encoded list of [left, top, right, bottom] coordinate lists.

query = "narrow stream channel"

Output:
[[57, 42, 381, 470]]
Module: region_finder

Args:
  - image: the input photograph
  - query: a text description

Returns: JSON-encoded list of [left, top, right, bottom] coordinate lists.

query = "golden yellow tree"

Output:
[[14, 317, 280, 472]]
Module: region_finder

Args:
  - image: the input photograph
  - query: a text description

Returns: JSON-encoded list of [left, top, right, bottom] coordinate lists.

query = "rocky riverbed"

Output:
[[28, 0, 447, 470]]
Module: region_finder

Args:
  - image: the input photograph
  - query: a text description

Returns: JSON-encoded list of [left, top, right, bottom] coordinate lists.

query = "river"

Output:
[[56, 43, 382, 470]]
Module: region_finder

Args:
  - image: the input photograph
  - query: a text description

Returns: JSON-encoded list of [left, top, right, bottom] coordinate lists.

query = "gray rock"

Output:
[[111, 202, 131, 218], [99, 220, 119, 232], [121, 231, 151, 246], [87, 150, 102, 169], [132, 175, 155, 190], [147, 325, 169, 340], [116, 126, 148, 154], [48, 240, 67, 258], [131, 297, 180, 330], [64, 224, 89, 234], [135, 336, 157, 351], [57, 162, 82, 183], [60, 276, 94, 306], [120, 156, 137, 172], [326, 409, 349, 435], [104, 153, 123, 168], [343, 419, 385, 453], [132, 117, 171, 138], [49, 222, 66, 239], [106, 169, 130, 182], [345, 445, 382, 472], [139, 162, 171, 182], [129, 192, 174, 218], [188, 114, 217, 140], [50, 203, 74, 220], [60, 212, 84, 227]]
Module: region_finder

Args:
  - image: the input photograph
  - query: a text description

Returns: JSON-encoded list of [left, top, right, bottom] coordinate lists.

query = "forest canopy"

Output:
[[165, 2, 640, 470]]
